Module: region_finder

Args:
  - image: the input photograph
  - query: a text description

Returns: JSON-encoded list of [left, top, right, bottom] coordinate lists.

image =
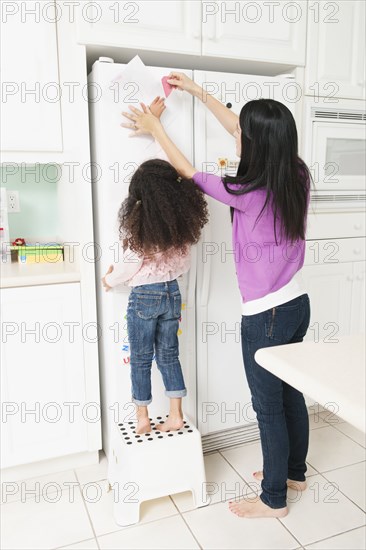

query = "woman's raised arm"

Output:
[[167, 72, 239, 137]]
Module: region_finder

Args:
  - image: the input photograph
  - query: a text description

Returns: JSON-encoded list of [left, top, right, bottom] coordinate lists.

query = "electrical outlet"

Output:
[[7, 190, 20, 213]]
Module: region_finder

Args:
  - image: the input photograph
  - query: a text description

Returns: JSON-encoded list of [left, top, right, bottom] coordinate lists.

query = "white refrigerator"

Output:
[[88, 57, 298, 457]]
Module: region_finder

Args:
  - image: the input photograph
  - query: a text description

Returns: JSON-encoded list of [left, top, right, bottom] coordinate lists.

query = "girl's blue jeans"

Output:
[[241, 293, 311, 509], [126, 280, 187, 406]]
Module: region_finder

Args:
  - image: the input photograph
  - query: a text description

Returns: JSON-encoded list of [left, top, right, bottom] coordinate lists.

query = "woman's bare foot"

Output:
[[135, 406, 151, 434], [156, 415, 184, 432], [252, 470, 307, 491], [229, 495, 288, 518]]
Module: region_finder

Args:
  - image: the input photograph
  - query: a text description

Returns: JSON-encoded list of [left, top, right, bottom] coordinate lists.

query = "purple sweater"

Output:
[[192, 171, 308, 303]]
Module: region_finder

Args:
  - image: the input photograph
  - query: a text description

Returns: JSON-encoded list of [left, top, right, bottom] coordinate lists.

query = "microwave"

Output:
[[303, 100, 366, 195]]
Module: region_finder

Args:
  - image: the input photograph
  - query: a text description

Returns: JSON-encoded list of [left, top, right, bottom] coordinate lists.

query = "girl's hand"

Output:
[[121, 103, 162, 136], [101, 265, 113, 292], [167, 72, 200, 95], [149, 96, 166, 119]]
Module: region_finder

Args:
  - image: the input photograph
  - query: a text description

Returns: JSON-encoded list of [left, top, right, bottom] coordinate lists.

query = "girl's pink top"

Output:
[[104, 246, 191, 288]]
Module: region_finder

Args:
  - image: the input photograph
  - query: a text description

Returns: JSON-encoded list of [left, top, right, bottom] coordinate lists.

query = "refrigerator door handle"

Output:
[[199, 221, 212, 307]]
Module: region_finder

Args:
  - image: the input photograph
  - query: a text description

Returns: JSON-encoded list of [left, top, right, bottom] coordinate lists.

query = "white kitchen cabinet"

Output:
[[76, 0, 307, 65], [76, 0, 201, 55], [0, 283, 98, 469], [201, 0, 307, 65], [302, 236, 366, 342], [1, 0, 98, 165], [0, 0, 63, 153], [305, 0, 365, 100], [302, 261, 353, 341]]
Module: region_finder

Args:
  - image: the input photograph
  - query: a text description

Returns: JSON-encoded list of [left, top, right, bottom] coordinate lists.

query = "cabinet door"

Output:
[[302, 262, 353, 343], [76, 0, 201, 54], [0, 0, 63, 152], [305, 0, 365, 100], [351, 261, 366, 333], [201, 0, 306, 64], [0, 284, 89, 468]]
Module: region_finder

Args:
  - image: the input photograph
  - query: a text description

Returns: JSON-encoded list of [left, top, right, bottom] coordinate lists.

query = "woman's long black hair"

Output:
[[118, 159, 208, 255], [224, 98, 312, 243]]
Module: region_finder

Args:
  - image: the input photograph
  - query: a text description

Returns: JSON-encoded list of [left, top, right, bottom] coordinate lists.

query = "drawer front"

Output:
[[304, 237, 366, 266], [306, 212, 365, 240]]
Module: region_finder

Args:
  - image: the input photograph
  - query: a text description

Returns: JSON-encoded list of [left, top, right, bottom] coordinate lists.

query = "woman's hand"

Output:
[[149, 96, 166, 119], [167, 72, 201, 96], [121, 103, 163, 137], [101, 265, 113, 292]]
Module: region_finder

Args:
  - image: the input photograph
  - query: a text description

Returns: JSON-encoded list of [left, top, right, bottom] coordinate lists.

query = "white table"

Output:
[[255, 334, 366, 433]]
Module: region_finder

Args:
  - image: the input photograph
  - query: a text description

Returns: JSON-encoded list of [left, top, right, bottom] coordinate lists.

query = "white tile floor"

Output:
[[1, 412, 365, 550]]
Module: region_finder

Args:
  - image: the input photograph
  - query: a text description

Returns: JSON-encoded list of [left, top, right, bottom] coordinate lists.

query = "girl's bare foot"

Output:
[[135, 406, 151, 434], [229, 495, 288, 518], [156, 415, 184, 431], [136, 416, 151, 434], [157, 397, 184, 431], [252, 470, 307, 491]]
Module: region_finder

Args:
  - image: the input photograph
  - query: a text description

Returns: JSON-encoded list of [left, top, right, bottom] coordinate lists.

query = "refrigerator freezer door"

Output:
[[88, 59, 195, 457], [194, 70, 297, 435]]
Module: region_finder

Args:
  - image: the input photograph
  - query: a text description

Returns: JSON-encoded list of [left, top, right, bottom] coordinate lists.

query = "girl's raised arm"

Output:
[[121, 104, 197, 179], [167, 72, 239, 137]]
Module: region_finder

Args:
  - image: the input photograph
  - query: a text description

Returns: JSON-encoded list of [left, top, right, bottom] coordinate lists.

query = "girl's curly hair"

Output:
[[118, 159, 209, 255]]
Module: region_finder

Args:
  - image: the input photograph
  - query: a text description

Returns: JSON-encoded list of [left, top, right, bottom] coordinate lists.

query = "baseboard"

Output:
[[201, 406, 323, 453], [1, 450, 100, 483]]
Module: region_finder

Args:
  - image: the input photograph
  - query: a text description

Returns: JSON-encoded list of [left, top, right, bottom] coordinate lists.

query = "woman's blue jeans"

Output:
[[241, 293, 311, 509], [127, 280, 187, 406]]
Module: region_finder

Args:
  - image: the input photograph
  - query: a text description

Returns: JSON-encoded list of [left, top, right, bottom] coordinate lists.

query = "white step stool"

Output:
[[107, 415, 208, 526]]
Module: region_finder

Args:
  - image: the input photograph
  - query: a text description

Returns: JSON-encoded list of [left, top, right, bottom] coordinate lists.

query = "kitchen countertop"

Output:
[[255, 334, 366, 433], [0, 260, 80, 288]]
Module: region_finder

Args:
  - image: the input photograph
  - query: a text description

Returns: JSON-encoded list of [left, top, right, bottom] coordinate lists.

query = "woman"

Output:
[[121, 72, 312, 519]]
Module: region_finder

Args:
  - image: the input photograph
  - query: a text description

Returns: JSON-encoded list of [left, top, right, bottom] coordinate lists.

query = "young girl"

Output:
[[121, 75, 312, 519], [102, 158, 208, 434]]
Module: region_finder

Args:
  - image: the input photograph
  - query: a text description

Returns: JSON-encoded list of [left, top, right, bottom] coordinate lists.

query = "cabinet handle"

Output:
[[353, 249, 362, 255], [347, 275, 354, 282], [354, 223, 362, 230]]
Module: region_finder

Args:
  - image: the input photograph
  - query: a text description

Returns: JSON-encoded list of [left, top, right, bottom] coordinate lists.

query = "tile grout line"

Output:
[[169, 495, 203, 550], [318, 469, 366, 514], [308, 458, 366, 476], [217, 449, 260, 495], [92, 511, 181, 541], [216, 450, 359, 549], [328, 423, 366, 449], [275, 517, 304, 549], [53, 536, 99, 550], [300, 524, 366, 549], [216, 451, 304, 548], [319, 414, 365, 446], [76, 474, 101, 550]]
